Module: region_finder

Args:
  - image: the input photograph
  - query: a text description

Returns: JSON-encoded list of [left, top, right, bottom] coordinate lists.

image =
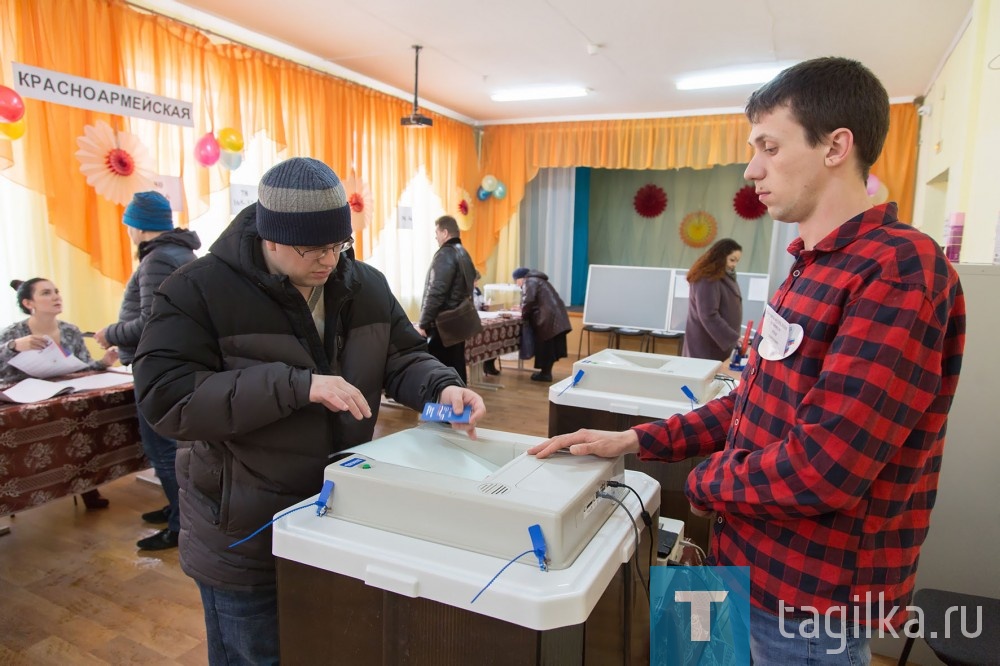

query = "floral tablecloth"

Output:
[[0, 382, 147, 516], [465, 315, 522, 365]]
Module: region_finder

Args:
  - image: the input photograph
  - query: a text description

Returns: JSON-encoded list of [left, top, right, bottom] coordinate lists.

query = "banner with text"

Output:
[[12, 62, 193, 127]]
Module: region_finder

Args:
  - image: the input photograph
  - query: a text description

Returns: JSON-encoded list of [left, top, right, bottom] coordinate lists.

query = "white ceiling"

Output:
[[163, 0, 972, 125]]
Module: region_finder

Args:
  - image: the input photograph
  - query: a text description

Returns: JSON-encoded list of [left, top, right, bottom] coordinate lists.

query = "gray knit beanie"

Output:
[[256, 157, 352, 246]]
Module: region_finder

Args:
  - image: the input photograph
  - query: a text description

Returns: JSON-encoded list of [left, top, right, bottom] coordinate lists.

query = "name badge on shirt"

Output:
[[758, 305, 803, 360]]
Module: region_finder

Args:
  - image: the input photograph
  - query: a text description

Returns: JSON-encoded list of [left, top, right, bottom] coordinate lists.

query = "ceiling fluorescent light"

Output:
[[675, 64, 791, 91], [491, 86, 588, 102]]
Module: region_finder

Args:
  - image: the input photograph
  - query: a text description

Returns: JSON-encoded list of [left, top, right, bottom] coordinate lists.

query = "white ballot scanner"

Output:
[[321, 424, 627, 570], [572, 348, 722, 403]]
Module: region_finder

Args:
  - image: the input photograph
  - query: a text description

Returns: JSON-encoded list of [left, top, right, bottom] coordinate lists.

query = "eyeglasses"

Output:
[[291, 237, 354, 260]]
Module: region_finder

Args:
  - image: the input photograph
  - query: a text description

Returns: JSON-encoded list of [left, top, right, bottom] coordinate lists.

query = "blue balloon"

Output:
[[476, 186, 492, 201], [493, 182, 507, 200], [219, 149, 243, 170]]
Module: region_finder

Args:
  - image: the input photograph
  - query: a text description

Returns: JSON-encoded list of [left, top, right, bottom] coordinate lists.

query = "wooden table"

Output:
[[0, 381, 147, 518]]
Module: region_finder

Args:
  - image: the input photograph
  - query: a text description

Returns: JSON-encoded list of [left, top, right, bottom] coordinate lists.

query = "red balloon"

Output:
[[0, 86, 25, 123], [194, 132, 221, 167]]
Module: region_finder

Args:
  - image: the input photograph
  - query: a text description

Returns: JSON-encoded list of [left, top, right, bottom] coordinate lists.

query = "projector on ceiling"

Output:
[[401, 113, 433, 127]]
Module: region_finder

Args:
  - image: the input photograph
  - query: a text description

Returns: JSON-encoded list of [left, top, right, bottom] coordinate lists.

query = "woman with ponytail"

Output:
[[1, 278, 119, 509]]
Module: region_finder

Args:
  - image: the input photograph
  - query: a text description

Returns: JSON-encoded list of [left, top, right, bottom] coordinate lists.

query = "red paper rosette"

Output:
[[633, 183, 668, 218], [459, 199, 469, 216], [733, 185, 767, 220]]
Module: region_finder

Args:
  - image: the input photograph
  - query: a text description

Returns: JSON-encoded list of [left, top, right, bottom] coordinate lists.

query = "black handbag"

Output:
[[435, 298, 483, 347]]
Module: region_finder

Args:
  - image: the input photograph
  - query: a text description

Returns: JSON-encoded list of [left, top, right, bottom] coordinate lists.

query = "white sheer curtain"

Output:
[[1, 179, 47, 326], [0, 178, 124, 334], [364, 169, 445, 320], [517, 168, 576, 300]]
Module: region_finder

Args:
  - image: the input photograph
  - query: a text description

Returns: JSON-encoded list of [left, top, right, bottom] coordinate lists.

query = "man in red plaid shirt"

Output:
[[530, 57, 965, 664]]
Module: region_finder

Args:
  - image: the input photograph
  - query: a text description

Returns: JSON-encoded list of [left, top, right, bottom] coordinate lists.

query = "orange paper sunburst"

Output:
[[74, 120, 154, 206], [679, 210, 718, 248], [343, 171, 373, 234]]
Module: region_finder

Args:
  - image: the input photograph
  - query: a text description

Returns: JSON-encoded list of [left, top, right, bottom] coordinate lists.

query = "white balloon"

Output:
[[220, 150, 244, 170]]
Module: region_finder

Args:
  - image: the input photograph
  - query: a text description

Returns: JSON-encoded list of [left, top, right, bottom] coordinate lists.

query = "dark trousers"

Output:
[[135, 388, 180, 533], [427, 333, 467, 383], [197, 581, 279, 665]]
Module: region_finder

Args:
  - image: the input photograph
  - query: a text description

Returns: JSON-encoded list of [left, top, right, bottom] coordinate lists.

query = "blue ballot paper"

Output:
[[420, 402, 472, 423]]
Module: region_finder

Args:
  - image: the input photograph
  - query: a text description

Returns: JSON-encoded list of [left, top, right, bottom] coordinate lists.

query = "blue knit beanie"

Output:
[[256, 157, 352, 246], [123, 191, 174, 231], [512, 267, 530, 280]]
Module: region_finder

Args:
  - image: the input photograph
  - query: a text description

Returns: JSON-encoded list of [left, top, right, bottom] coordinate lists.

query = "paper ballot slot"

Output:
[[324, 425, 626, 570], [574, 349, 722, 403]]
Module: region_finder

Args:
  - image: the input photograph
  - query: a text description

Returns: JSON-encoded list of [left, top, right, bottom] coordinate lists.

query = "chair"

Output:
[[612, 327, 648, 351], [576, 324, 616, 358], [897, 588, 999, 665], [645, 329, 684, 354]]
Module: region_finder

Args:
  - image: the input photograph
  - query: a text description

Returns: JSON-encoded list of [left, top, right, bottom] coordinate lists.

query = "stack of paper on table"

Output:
[[7, 339, 89, 378], [0, 373, 134, 404]]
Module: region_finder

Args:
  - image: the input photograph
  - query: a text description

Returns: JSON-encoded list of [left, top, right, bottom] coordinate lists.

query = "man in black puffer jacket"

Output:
[[95, 191, 200, 542], [132, 158, 485, 666]]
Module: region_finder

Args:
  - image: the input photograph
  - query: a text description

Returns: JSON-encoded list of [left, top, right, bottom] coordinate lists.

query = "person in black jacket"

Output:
[[416, 215, 477, 382], [95, 191, 200, 550], [132, 158, 485, 666], [513, 267, 572, 382]]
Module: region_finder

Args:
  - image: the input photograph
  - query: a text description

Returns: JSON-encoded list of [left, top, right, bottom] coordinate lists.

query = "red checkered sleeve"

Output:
[[632, 393, 735, 462]]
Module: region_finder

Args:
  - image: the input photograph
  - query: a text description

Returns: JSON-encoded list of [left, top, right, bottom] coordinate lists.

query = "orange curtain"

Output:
[[476, 105, 919, 264], [0, 0, 479, 283], [872, 104, 918, 224]]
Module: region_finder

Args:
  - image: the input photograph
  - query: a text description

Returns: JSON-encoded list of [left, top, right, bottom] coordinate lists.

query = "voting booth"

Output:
[[581, 265, 771, 334], [549, 350, 729, 548], [482, 283, 522, 311], [273, 425, 659, 665]]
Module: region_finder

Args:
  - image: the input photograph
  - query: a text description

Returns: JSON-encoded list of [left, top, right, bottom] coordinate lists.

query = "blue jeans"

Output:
[[750, 604, 871, 665], [197, 582, 279, 665], [135, 391, 180, 533]]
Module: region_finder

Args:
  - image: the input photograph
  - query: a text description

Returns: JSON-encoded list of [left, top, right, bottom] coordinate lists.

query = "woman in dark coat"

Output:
[[513, 267, 571, 382], [682, 238, 743, 362]]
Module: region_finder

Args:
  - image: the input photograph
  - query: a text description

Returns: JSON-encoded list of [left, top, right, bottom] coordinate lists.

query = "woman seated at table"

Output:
[[1, 278, 118, 509]]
